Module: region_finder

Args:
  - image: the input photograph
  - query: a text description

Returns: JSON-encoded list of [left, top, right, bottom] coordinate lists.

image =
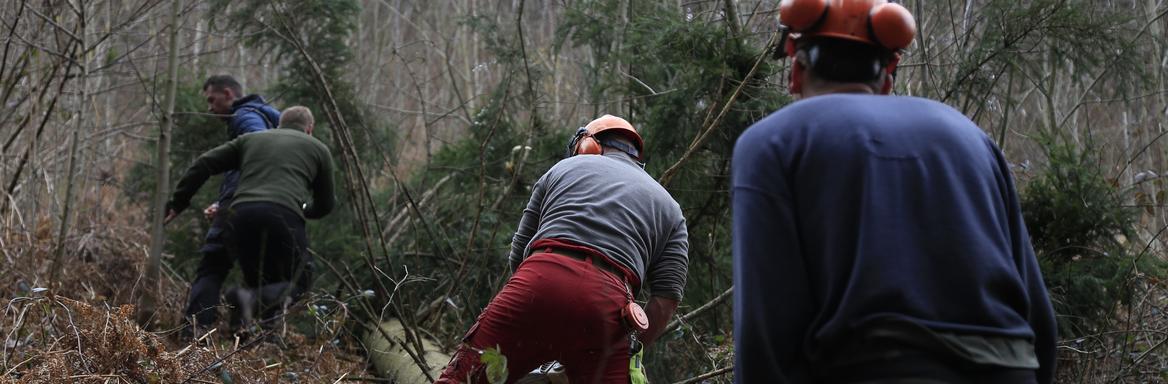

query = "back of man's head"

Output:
[[281, 106, 314, 133], [203, 75, 243, 97], [798, 38, 892, 87]]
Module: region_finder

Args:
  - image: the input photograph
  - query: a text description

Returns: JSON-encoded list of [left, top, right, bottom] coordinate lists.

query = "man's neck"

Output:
[[801, 84, 876, 98]]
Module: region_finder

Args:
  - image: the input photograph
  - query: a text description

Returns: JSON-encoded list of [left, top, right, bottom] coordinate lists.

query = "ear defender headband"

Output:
[[566, 128, 642, 159], [566, 115, 645, 161], [776, 0, 916, 95], [566, 127, 598, 157]]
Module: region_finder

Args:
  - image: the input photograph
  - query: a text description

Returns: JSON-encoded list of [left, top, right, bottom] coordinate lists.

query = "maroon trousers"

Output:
[[437, 239, 633, 384]]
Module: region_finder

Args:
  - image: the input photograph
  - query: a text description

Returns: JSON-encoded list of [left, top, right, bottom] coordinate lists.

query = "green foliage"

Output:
[[1024, 143, 1133, 260], [1021, 140, 1148, 336], [394, 85, 537, 311], [389, 1, 787, 381], [125, 78, 224, 200], [208, 0, 358, 82], [942, 0, 1145, 113], [207, 0, 392, 169], [480, 347, 509, 384]]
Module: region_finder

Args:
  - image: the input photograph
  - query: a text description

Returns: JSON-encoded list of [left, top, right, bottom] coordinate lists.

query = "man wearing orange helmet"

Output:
[[437, 115, 689, 383], [732, 1, 1056, 383]]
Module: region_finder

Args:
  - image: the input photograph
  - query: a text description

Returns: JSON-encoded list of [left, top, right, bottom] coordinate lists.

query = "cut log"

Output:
[[364, 318, 449, 383]]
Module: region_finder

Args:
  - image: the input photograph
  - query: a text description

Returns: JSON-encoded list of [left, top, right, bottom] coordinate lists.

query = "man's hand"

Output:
[[641, 296, 680, 347], [163, 209, 178, 226], [203, 202, 220, 221]]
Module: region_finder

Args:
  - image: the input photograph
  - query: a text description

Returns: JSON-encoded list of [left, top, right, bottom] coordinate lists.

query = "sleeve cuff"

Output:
[[649, 287, 683, 301]]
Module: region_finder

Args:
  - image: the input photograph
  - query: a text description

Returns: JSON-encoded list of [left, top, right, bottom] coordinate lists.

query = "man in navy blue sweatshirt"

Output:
[[732, 1, 1056, 383]]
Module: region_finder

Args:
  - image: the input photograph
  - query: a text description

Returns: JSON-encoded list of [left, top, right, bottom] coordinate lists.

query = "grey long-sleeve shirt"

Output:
[[509, 151, 690, 300]]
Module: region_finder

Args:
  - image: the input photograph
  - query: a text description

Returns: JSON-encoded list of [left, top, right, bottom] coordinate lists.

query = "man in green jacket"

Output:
[[166, 106, 335, 333]]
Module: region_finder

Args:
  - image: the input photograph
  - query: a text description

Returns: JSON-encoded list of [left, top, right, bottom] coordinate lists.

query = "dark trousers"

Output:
[[184, 203, 234, 327], [183, 202, 313, 328], [229, 202, 313, 323]]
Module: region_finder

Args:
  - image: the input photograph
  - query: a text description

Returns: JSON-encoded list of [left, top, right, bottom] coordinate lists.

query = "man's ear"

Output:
[[793, 49, 811, 68], [789, 49, 810, 95], [879, 53, 901, 95], [880, 72, 893, 94]]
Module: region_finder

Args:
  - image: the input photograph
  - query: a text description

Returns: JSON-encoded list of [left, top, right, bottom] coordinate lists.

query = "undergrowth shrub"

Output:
[[1021, 141, 1158, 337]]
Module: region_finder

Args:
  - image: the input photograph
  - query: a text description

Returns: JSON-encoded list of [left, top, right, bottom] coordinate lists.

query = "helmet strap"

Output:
[[597, 138, 640, 160], [774, 25, 793, 60]]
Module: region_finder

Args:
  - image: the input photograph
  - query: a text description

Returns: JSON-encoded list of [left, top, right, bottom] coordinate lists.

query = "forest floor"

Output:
[[0, 295, 368, 383], [0, 210, 372, 383], [1, 206, 1166, 383], [1054, 276, 1168, 383]]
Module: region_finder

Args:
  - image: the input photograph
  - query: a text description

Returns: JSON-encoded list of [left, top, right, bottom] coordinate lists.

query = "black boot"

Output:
[[225, 287, 258, 339]]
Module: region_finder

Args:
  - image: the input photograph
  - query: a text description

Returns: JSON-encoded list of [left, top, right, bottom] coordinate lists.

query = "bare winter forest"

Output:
[[1, 0, 1168, 382]]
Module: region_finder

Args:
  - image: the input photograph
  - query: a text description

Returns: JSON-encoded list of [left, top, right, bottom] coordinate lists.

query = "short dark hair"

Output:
[[203, 75, 243, 96], [799, 38, 892, 84]]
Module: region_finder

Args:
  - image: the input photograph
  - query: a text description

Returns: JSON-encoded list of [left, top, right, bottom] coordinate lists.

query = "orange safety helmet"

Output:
[[567, 114, 645, 161], [777, 0, 916, 95]]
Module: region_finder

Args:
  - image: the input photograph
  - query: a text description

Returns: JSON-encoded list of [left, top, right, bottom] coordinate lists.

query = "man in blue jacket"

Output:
[[182, 75, 281, 338], [732, 1, 1056, 383]]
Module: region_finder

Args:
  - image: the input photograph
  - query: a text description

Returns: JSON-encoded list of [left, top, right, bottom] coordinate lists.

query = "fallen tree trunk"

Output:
[[364, 318, 450, 383]]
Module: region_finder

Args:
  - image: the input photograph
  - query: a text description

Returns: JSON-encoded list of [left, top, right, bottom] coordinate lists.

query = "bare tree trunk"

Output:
[[722, 0, 741, 41], [140, 0, 181, 326], [192, 17, 205, 72], [50, 0, 87, 285]]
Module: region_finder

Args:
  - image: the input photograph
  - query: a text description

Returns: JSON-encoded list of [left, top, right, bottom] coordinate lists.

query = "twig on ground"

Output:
[[341, 376, 393, 382], [179, 329, 273, 384], [672, 366, 733, 384], [175, 328, 217, 357]]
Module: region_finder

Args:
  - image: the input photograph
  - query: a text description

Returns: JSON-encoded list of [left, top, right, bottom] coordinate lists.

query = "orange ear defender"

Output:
[[869, 3, 916, 50], [567, 127, 603, 157], [779, 0, 828, 32]]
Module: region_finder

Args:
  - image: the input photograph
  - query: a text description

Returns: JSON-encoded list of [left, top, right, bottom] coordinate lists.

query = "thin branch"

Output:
[[24, 5, 82, 44], [672, 366, 733, 384], [665, 286, 732, 333], [657, 28, 777, 187], [1056, 6, 1168, 130]]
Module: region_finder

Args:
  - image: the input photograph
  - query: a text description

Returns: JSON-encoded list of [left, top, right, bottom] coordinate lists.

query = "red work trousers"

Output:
[[437, 240, 632, 384]]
